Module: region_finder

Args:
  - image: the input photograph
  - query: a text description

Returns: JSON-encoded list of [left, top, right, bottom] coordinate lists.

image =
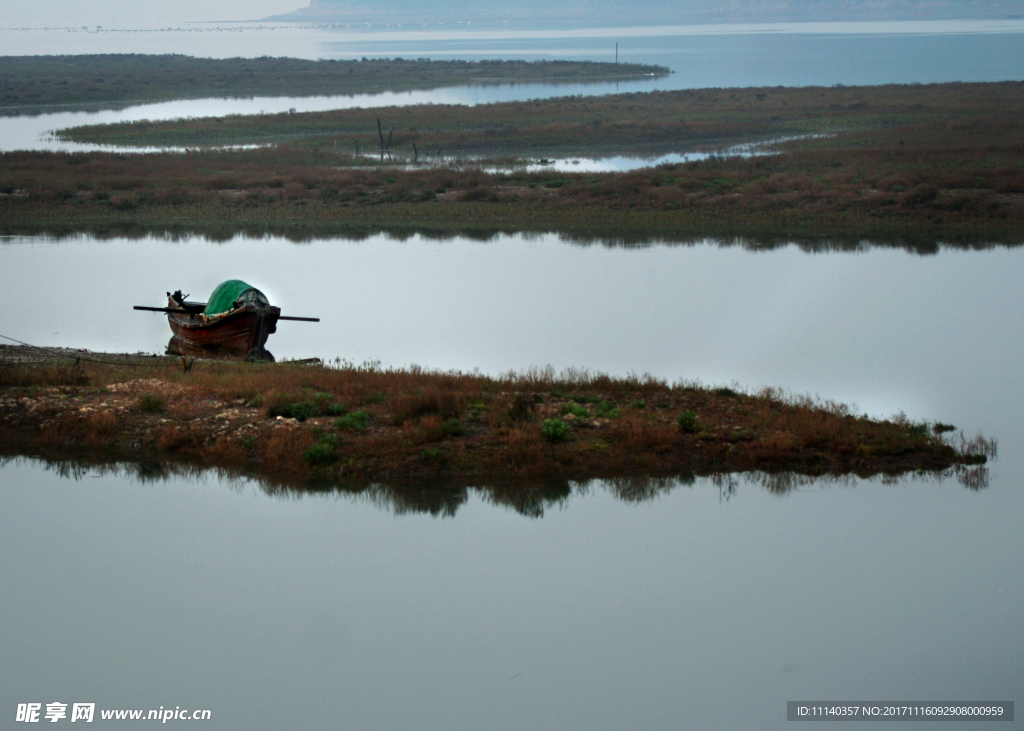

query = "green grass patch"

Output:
[[267, 391, 346, 421], [541, 418, 572, 443], [336, 410, 370, 432], [677, 411, 700, 433], [559, 404, 590, 418], [304, 436, 339, 467]]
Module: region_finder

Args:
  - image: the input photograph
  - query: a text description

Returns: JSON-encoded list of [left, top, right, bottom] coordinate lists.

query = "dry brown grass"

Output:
[[0, 352, 994, 491]]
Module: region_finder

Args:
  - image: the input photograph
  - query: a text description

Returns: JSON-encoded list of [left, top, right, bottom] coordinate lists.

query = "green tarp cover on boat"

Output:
[[204, 280, 262, 315]]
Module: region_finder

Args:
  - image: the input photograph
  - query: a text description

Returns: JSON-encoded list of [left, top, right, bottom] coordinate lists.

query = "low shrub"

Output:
[[288, 401, 318, 422], [336, 410, 370, 432], [304, 441, 338, 466], [267, 392, 345, 421], [560, 404, 590, 418], [677, 411, 700, 433], [541, 419, 571, 443]]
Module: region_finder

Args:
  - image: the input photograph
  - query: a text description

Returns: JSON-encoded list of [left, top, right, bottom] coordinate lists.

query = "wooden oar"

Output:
[[133, 306, 320, 322]]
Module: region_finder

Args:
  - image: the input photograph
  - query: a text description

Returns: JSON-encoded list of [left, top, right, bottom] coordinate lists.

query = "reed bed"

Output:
[[56, 80, 1024, 151], [5, 81, 1023, 242], [3, 116, 1023, 242]]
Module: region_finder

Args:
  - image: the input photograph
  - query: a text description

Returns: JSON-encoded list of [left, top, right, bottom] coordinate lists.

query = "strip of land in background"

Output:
[[2, 81, 1022, 242], [0, 346, 995, 495], [54, 80, 1024, 153], [0, 55, 668, 115]]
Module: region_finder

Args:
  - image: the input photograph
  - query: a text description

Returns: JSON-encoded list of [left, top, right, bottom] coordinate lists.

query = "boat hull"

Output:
[[165, 303, 280, 359]]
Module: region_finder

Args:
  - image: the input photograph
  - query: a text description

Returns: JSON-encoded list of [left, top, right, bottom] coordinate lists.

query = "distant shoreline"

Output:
[[266, 2, 1024, 26], [0, 55, 667, 117]]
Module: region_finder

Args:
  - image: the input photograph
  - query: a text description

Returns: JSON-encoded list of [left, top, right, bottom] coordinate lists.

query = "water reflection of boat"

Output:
[[164, 281, 280, 361]]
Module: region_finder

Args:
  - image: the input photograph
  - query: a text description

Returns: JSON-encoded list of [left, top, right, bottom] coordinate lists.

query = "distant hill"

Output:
[[268, 0, 1024, 24]]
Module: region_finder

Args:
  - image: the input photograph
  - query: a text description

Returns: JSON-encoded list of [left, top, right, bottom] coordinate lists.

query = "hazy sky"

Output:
[[3, 0, 301, 25], [7, 0, 1019, 29]]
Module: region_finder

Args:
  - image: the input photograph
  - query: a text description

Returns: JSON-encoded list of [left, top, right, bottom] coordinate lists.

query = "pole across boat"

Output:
[[134, 280, 318, 359]]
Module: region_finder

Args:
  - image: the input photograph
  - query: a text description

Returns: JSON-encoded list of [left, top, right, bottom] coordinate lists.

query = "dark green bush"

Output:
[[336, 411, 370, 432], [541, 419, 571, 443], [677, 411, 700, 433], [304, 442, 338, 466], [288, 401, 317, 422]]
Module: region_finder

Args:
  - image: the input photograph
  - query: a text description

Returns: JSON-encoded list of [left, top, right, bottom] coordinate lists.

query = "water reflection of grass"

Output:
[[0, 355, 996, 497], [0, 453, 994, 519]]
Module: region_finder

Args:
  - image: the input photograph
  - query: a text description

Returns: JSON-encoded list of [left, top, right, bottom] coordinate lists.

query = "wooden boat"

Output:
[[135, 280, 319, 360], [164, 281, 280, 360]]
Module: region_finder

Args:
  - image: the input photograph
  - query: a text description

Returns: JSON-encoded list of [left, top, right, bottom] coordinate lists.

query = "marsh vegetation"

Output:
[[3, 104, 1023, 243], [0, 80, 1016, 241], [0, 348, 994, 490], [56, 80, 1024, 154]]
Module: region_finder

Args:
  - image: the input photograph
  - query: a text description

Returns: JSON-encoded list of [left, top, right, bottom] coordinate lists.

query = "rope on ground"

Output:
[[0, 333, 189, 369]]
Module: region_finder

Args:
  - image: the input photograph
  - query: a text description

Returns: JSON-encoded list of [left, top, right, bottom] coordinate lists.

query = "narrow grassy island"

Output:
[[0, 349, 995, 492], [0, 55, 668, 114]]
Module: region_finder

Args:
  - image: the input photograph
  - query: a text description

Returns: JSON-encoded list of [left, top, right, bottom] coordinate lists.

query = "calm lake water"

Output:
[[2, 233, 1023, 728], [2, 20, 1023, 730]]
